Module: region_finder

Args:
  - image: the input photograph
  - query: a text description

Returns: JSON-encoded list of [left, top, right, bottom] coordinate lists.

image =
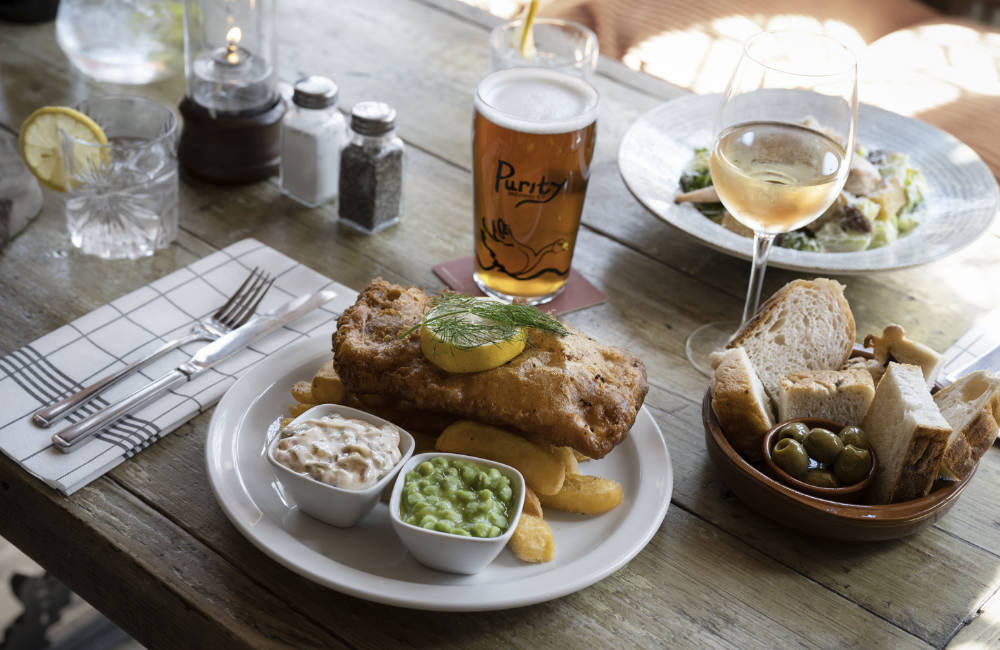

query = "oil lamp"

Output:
[[178, 0, 284, 184]]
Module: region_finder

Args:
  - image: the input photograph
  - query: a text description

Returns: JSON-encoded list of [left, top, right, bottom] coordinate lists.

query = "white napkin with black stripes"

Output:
[[0, 239, 356, 495]]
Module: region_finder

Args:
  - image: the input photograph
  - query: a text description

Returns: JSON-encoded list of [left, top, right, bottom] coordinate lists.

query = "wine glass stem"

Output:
[[741, 231, 776, 325]]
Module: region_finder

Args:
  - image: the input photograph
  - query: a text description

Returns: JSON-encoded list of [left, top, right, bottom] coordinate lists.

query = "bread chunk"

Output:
[[728, 279, 855, 404], [864, 324, 942, 389], [861, 363, 952, 504], [841, 356, 885, 386], [778, 368, 875, 427], [710, 347, 775, 459], [332, 279, 648, 459], [933, 371, 1000, 479]]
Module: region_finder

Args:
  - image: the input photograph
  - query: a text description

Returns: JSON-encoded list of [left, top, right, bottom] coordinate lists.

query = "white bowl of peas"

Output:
[[389, 452, 526, 575]]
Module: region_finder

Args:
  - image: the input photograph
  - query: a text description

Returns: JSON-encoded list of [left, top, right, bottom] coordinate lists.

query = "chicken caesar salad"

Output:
[[675, 142, 928, 253]]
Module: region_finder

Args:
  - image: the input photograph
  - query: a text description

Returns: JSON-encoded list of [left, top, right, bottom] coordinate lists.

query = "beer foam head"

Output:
[[475, 68, 599, 135]]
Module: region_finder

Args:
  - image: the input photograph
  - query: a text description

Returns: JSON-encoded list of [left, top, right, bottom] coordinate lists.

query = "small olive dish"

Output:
[[389, 452, 525, 575], [267, 403, 415, 528], [762, 418, 878, 504]]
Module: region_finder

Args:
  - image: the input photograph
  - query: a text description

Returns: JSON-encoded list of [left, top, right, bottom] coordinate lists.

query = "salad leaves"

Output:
[[678, 144, 929, 253]]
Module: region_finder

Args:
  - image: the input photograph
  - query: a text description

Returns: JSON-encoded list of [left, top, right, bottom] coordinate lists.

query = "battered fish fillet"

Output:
[[332, 279, 648, 458]]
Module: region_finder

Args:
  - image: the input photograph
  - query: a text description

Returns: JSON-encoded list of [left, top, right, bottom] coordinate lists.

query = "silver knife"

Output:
[[52, 289, 337, 453], [943, 344, 1000, 385]]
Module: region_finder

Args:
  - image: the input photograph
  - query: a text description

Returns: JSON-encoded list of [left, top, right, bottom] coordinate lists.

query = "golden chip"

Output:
[[509, 514, 554, 563], [522, 486, 543, 517], [289, 402, 317, 418], [290, 380, 314, 404], [550, 445, 579, 475], [538, 474, 623, 515], [311, 360, 346, 404]]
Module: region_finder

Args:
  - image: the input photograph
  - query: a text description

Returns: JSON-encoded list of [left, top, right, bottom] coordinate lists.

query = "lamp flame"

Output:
[[225, 26, 243, 64]]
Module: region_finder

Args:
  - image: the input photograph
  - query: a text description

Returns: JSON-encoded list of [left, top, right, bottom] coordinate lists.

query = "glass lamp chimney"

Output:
[[178, 0, 285, 183], [183, 0, 277, 116]]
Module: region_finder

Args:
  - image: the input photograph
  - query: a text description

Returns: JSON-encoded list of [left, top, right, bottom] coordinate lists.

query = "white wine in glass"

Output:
[[686, 31, 858, 376]]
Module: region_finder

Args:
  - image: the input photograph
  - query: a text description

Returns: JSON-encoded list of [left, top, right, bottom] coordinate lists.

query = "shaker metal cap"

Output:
[[350, 101, 397, 136], [292, 76, 339, 109]]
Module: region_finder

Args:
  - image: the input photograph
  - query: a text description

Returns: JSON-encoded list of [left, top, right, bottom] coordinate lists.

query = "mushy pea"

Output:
[[400, 456, 514, 537]]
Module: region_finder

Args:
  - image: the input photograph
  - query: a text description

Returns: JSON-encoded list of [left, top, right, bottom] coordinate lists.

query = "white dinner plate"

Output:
[[618, 93, 999, 274], [205, 336, 673, 611]]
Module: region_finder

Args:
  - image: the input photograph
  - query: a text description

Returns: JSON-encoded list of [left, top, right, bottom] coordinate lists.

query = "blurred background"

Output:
[[461, 0, 1000, 178]]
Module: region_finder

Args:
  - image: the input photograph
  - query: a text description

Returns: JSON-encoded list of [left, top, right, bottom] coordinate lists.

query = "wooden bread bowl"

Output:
[[702, 348, 975, 541]]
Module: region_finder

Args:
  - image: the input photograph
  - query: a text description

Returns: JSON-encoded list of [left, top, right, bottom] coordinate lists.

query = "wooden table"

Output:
[[1, 1, 999, 647]]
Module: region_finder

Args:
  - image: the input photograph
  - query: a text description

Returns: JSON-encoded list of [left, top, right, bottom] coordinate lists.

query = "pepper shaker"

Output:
[[339, 101, 404, 233], [280, 75, 346, 207]]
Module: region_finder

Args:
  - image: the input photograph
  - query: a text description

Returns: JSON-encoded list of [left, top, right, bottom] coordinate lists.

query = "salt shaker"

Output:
[[339, 101, 404, 233], [280, 75, 346, 207]]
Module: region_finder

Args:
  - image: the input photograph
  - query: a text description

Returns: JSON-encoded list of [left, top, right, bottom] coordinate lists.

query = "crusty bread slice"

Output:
[[862, 363, 952, 504], [728, 279, 855, 404], [778, 368, 875, 426], [841, 356, 886, 386], [710, 347, 775, 459], [864, 324, 942, 389], [933, 371, 1000, 479]]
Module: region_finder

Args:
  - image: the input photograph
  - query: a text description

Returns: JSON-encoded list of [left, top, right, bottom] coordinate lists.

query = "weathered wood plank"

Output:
[[947, 584, 1000, 649], [933, 446, 1000, 558], [0, 455, 350, 650]]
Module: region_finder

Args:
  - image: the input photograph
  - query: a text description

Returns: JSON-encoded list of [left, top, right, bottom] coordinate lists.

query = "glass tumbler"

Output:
[[61, 96, 179, 260], [55, 0, 183, 85], [489, 18, 598, 80]]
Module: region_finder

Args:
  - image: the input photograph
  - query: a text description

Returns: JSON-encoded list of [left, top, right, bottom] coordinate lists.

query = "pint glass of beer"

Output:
[[472, 68, 598, 304]]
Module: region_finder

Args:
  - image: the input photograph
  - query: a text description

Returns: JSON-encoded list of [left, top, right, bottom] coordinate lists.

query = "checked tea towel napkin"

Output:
[[0, 239, 358, 495]]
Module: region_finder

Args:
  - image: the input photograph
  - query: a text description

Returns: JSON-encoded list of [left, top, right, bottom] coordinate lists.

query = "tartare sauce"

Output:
[[272, 414, 402, 489]]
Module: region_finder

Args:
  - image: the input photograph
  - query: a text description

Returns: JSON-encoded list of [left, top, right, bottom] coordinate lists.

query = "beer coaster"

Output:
[[432, 256, 607, 316]]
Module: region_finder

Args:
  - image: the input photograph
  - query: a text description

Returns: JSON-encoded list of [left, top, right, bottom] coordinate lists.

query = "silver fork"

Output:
[[31, 267, 275, 428]]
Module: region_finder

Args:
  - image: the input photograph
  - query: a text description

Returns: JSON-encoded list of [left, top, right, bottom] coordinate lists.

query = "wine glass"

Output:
[[685, 30, 858, 375]]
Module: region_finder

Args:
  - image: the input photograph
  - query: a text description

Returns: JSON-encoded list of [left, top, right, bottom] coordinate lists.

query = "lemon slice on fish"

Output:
[[420, 302, 527, 374], [18, 106, 108, 191]]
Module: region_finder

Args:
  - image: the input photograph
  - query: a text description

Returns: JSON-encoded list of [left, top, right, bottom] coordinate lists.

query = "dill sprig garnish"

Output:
[[399, 293, 569, 349]]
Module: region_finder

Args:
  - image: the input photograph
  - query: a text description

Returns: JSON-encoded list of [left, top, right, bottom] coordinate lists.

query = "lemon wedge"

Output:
[[420, 306, 527, 374], [18, 106, 108, 191]]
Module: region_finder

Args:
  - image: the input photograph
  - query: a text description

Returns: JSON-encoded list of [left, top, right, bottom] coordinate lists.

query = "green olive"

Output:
[[804, 469, 841, 488], [804, 427, 845, 464], [776, 422, 810, 444], [839, 426, 870, 450], [833, 444, 872, 484], [772, 438, 809, 478]]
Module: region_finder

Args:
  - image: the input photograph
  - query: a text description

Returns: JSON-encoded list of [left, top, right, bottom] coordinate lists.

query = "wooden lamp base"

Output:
[[177, 96, 286, 185]]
